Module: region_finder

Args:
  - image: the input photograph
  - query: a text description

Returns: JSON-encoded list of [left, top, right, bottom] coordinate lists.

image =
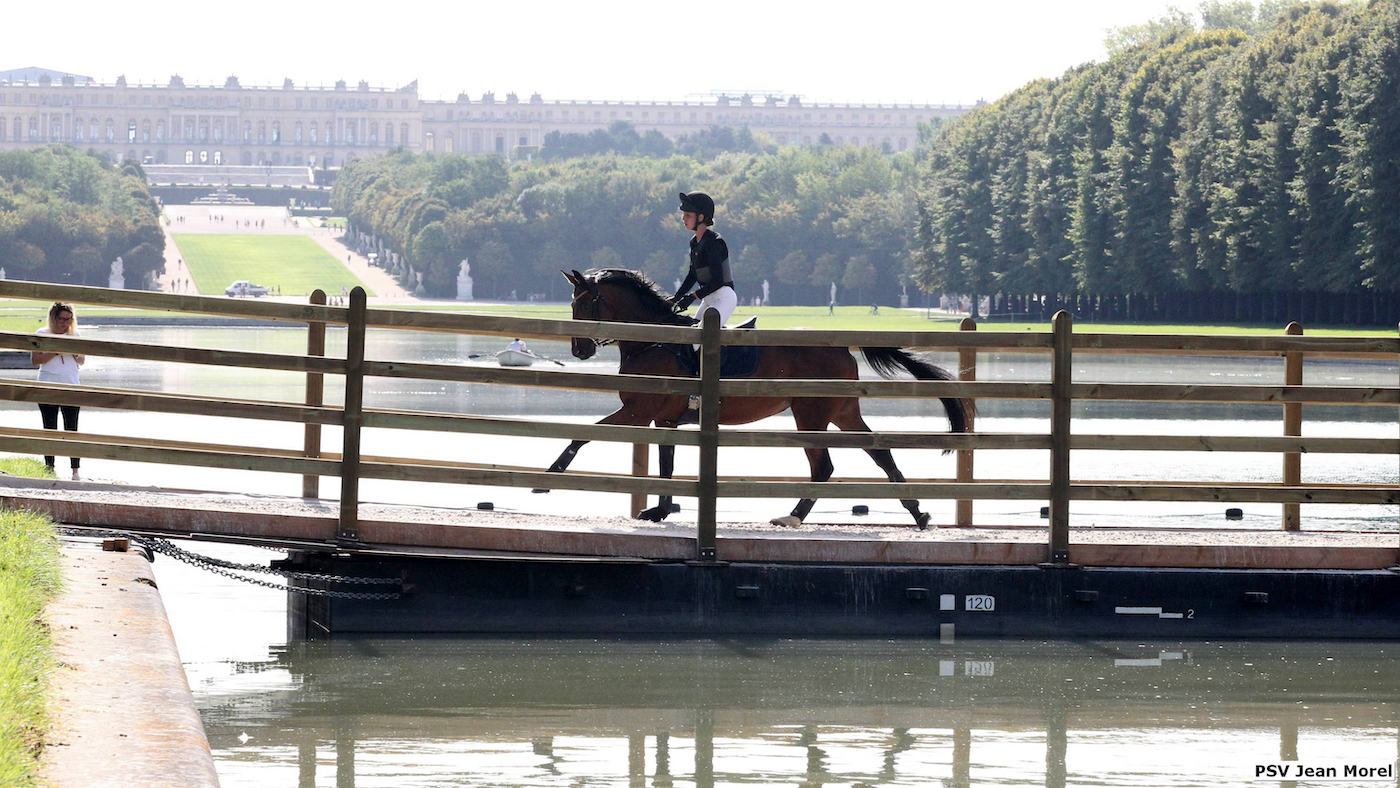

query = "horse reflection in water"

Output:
[[542, 268, 971, 529]]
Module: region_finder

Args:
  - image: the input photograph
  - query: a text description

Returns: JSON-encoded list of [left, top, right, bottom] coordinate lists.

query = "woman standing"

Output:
[[31, 302, 85, 479]]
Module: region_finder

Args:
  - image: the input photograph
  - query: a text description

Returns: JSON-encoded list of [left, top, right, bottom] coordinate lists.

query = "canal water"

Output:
[[2, 325, 1397, 785]]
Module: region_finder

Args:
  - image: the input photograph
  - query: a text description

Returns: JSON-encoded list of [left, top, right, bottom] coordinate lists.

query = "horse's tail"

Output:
[[860, 347, 973, 436]]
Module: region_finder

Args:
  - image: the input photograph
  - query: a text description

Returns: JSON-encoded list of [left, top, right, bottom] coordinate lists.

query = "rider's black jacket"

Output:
[[675, 229, 733, 299]]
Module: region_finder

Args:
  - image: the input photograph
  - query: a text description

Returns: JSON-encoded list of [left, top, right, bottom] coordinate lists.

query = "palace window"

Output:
[[310, 123, 318, 144], [400, 122, 408, 144], [272, 121, 281, 142], [213, 151, 222, 164], [104, 119, 114, 141], [295, 122, 303, 142], [383, 124, 391, 145], [128, 120, 136, 142], [141, 120, 150, 142], [185, 150, 193, 164], [243, 122, 252, 141], [199, 150, 208, 163]]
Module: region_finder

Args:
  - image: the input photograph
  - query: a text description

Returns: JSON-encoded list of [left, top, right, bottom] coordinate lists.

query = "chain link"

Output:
[[60, 528, 403, 600]]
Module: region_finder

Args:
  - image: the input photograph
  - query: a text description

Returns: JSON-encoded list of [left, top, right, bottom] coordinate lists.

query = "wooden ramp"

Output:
[[2, 477, 1396, 570]]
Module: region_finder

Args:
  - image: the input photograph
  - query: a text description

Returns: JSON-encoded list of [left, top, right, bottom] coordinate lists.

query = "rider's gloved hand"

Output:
[[670, 293, 696, 311]]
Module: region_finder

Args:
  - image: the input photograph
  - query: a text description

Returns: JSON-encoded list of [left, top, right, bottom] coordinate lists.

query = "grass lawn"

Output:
[[173, 234, 373, 297], [323, 217, 347, 228], [372, 303, 1396, 337], [0, 458, 61, 785]]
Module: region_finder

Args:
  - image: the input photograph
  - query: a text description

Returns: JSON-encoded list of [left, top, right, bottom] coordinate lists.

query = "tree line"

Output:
[[330, 125, 939, 305], [913, 0, 1400, 326], [0, 145, 165, 288]]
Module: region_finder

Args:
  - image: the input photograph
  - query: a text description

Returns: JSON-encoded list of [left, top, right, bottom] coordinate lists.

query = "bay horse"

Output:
[[541, 268, 971, 528]]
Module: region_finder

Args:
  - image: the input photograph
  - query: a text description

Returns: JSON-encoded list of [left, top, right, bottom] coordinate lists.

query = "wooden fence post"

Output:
[[1282, 322, 1303, 531], [1048, 310, 1072, 562], [696, 309, 721, 561], [338, 288, 367, 544], [302, 289, 326, 499], [956, 317, 977, 526], [630, 444, 649, 517]]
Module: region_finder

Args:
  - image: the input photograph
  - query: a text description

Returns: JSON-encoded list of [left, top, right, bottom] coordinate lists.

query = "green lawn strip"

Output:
[[173, 234, 373, 297], [368, 303, 1395, 336], [0, 457, 62, 785]]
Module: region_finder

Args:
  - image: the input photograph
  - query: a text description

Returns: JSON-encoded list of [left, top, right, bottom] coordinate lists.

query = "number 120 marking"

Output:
[[965, 595, 995, 611]]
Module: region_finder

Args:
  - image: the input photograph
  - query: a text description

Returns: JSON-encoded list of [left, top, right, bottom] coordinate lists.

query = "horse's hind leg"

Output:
[[833, 404, 932, 530], [771, 400, 837, 528], [771, 447, 834, 528]]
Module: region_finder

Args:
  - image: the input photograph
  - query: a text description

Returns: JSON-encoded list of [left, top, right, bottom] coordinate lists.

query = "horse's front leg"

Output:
[[636, 422, 678, 521], [533, 404, 644, 493]]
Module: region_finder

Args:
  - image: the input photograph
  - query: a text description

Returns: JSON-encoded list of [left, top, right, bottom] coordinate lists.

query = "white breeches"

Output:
[[692, 286, 737, 350], [695, 286, 737, 327]]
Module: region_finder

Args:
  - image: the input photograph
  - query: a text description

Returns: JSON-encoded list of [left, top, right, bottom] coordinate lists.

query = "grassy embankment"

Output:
[[173, 233, 373, 297], [0, 457, 61, 786]]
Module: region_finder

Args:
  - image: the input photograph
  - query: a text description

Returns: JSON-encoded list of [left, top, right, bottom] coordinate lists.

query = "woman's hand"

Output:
[[74, 355, 86, 366], [31, 351, 56, 365]]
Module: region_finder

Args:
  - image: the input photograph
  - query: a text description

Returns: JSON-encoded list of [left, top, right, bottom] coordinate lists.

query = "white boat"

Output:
[[496, 349, 536, 367]]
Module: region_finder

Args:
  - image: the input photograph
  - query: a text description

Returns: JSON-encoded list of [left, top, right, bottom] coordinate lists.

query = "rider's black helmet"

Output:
[[679, 191, 715, 225]]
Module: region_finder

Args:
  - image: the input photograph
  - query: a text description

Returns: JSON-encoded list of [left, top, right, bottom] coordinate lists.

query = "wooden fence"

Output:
[[0, 281, 1394, 563]]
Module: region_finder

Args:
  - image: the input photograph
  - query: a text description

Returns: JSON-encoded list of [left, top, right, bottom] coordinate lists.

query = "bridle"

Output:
[[574, 286, 615, 350]]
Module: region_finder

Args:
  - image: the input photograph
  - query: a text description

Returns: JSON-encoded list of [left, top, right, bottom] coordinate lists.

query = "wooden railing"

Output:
[[0, 280, 1394, 563]]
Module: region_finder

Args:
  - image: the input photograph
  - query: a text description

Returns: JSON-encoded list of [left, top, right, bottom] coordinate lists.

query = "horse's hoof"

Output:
[[531, 489, 551, 494], [915, 512, 931, 531], [636, 507, 669, 522], [770, 515, 803, 528]]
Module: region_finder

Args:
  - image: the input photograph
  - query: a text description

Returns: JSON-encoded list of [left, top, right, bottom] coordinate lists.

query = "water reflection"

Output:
[[197, 638, 1398, 787]]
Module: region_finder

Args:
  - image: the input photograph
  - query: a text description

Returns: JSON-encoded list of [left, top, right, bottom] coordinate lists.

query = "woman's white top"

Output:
[[35, 327, 81, 385]]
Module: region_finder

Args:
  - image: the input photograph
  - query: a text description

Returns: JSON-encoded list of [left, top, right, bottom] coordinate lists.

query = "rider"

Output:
[[506, 338, 528, 353], [668, 191, 736, 329]]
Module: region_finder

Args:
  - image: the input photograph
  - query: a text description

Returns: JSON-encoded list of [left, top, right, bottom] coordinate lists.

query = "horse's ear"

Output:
[[571, 269, 586, 283], [562, 270, 578, 285]]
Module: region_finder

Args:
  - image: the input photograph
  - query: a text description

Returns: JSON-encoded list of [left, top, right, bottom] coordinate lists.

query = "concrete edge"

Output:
[[41, 543, 220, 788]]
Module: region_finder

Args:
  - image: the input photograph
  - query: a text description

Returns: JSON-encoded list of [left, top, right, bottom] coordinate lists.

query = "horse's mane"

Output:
[[588, 268, 691, 325]]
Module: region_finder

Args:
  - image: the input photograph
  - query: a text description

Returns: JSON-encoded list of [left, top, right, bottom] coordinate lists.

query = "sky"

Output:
[[8, 0, 1189, 106]]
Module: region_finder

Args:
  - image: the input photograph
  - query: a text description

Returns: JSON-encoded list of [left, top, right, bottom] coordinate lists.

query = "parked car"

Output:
[[225, 280, 272, 297]]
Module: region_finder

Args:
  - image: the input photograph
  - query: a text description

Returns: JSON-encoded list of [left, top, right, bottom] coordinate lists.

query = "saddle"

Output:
[[672, 316, 761, 378]]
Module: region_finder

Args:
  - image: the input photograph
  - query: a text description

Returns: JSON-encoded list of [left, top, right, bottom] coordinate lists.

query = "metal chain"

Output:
[[60, 528, 403, 600]]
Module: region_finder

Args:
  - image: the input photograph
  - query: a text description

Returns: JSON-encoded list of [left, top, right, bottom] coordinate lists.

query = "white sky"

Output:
[[9, 0, 1187, 105]]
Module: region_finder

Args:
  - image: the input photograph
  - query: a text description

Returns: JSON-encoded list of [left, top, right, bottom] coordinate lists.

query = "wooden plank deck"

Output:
[[1, 477, 1395, 570]]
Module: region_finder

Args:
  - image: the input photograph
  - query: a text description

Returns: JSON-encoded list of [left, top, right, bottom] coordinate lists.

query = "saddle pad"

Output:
[[674, 344, 763, 378]]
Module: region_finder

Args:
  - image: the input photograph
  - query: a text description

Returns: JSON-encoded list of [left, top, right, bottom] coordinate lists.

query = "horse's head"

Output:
[[564, 268, 604, 359], [564, 268, 682, 359]]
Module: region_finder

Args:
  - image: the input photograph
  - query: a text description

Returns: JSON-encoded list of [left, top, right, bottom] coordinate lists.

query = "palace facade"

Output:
[[0, 70, 975, 167]]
